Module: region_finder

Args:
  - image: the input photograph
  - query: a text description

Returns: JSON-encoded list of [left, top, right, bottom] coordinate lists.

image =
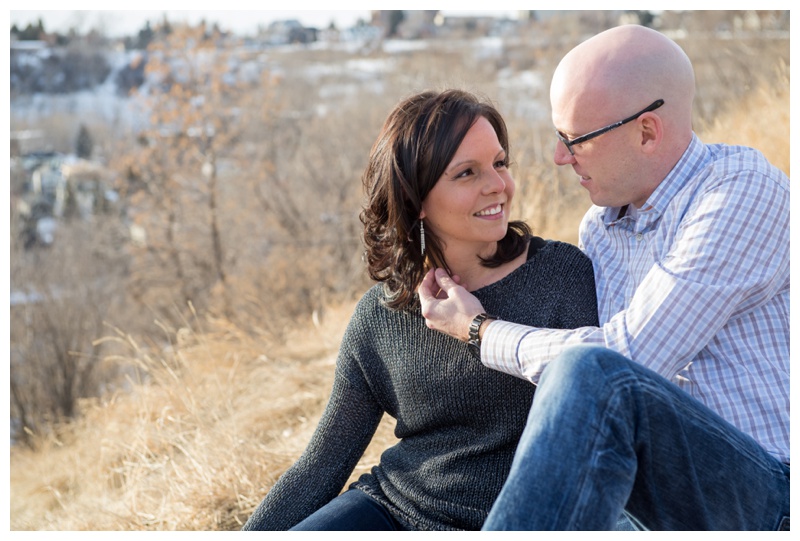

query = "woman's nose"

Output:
[[484, 168, 506, 193]]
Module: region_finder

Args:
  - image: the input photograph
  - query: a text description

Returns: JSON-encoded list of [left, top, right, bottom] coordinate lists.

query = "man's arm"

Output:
[[593, 172, 789, 377], [419, 269, 603, 382], [420, 168, 789, 384]]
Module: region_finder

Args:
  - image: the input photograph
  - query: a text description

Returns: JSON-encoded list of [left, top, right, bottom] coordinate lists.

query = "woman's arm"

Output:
[[242, 336, 384, 530]]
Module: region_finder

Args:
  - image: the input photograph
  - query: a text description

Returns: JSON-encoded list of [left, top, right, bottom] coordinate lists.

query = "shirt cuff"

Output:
[[481, 319, 536, 379]]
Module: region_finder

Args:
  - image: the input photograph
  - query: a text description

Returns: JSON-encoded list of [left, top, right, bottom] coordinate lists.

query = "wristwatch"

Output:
[[467, 313, 495, 359]]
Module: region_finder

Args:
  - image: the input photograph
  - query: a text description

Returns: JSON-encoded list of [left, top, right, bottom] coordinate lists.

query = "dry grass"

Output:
[[697, 59, 790, 176], [10, 300, 398, 530]]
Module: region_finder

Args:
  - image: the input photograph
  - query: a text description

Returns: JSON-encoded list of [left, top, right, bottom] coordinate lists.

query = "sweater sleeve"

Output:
[[242, 309, 385, 530], [554, 244, 600, 329]]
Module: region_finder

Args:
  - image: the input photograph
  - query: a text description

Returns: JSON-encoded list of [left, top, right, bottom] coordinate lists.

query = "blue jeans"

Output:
[[483, 346, 790, 530], [289, 488, 408, 530]]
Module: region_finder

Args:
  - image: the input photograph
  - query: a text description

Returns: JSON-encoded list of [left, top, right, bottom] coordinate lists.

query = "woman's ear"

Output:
[[419, 209, 426, 220]]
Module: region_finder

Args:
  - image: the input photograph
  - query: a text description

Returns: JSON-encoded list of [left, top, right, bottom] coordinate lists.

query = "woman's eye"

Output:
[[455, 168, 473, 178], [495, 159, 508, 169]]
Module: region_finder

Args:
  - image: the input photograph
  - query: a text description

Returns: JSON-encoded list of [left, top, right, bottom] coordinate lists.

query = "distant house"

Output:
[[10, 39, 50, 53], [260, 19, 317, 45], [370, 10, 438, 39], [14, 153, 118, 248]]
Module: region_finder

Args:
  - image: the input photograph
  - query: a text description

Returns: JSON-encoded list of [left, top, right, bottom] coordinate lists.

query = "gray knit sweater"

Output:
[[242, 239, 598, 531]]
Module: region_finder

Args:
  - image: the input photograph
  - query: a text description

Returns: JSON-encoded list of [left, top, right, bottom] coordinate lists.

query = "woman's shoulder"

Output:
[[524, 237, 595, 285], [339, 285, 388, 354], [341, 283, 420, 359], [530, 237, 590, 264], [350, 283, 413, 324], [352, 283, 389, 317]]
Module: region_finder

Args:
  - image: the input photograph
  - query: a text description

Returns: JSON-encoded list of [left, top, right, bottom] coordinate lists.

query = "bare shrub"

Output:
[[9, 216, 132, 448], [114, 24, 282, 326], [114, 24, 386, 335]]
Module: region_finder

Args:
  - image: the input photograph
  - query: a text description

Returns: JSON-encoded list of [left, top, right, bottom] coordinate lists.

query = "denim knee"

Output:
[[541, 345, 632, 389]]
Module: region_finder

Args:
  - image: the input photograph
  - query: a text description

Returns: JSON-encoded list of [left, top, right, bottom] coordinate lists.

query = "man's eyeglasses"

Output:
[[555, 99, 665, 156]]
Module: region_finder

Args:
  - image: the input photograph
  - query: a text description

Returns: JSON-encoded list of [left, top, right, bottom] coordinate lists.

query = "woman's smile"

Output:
[[474, 203, 504, 218]]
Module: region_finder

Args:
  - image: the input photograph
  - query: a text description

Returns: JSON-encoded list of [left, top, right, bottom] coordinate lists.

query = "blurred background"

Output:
[[8, 9, 790, 530]]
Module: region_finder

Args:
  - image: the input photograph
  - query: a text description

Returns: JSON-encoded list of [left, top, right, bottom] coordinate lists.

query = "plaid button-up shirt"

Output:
[[482, 135, 789, 462]]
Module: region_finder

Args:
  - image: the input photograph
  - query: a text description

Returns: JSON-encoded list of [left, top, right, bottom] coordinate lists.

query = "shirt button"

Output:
[[635, 233, 643, 241]]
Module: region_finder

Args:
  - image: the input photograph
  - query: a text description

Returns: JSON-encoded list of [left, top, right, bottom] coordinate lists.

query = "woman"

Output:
[[242, 89, 599, 531]]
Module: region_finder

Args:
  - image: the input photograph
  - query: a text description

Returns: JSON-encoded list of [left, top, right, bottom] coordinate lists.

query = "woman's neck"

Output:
[[444, 239, 529, 292]]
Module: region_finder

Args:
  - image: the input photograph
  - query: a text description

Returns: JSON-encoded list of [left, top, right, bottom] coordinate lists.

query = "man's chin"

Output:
[[587, 194, 610, 207], [587, 193, 625, 209]]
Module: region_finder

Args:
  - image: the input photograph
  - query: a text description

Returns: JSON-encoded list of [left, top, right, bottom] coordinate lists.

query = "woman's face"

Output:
[[420, 116, 514, 254]]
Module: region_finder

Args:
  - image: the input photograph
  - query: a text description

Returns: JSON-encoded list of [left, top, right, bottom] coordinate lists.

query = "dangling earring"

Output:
[[420, 220, 426, 256]]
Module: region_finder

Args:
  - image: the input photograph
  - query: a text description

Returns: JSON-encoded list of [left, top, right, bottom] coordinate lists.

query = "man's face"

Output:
[[551, 93, 652, 209]]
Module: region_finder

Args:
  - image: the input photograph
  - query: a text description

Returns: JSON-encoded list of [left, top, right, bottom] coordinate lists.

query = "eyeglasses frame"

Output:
[[555, 99, 665, 156]]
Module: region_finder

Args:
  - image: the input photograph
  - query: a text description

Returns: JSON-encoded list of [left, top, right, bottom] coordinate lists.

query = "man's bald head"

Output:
[[549, 25, 697, 208], [551, 25, 695, 139]]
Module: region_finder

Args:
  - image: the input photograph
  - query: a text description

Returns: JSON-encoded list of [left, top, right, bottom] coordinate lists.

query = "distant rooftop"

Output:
[[10, 39, 49, 51]]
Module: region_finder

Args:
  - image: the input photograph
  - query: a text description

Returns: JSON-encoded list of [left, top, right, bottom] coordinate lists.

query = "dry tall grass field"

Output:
[[9, 17, 790, 531]]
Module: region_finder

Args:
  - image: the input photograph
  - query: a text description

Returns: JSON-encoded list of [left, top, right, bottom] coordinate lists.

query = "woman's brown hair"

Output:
[[360, 89, 531, 310]]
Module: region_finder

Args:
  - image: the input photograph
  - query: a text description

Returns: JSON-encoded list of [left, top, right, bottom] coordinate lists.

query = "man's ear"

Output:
[[639, 113, 663, 154]]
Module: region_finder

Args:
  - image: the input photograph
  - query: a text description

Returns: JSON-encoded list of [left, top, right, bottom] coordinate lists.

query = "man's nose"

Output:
[[554, 140, 576, 166]]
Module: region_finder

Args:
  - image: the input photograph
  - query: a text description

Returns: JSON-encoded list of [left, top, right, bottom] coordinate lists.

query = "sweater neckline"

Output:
[[472, 236, 547, 297]]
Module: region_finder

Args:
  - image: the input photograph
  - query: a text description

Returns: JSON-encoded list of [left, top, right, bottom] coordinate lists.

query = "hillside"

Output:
[[9, 66, 789, 527], [10, 300, 400, 530], [9, 12, 790, 531]]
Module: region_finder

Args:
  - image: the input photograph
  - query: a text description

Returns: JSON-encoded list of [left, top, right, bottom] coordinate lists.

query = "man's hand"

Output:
[[418, 268, 486, 342]]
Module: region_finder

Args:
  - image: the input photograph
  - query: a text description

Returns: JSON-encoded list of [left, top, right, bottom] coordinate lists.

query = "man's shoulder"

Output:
[[658, 139, 789, 221], [705, 141, 766, 162], [702, 142, 788, 185], [680, 143, 789, 217]]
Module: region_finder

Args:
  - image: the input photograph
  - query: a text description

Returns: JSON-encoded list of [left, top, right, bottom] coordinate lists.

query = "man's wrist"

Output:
[[467, 313, 498, 358], [479, 316, 495, 339]]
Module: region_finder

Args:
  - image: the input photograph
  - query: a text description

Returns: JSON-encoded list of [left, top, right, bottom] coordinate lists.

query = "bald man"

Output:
[[419, 25, 789, 530]]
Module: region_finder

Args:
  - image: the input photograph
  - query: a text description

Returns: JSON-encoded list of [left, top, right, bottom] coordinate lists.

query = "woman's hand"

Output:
[[418, 268, 486, 342]]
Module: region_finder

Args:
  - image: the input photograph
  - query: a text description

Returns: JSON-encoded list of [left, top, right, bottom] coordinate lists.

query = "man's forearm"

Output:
[[481, 321, 605, 383]]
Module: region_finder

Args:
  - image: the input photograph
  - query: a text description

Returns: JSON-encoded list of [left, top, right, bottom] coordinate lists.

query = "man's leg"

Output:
[[483, 345, 790, 530]]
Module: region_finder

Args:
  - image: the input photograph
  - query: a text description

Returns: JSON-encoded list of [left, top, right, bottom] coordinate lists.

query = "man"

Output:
[[418, 24, 789, 530]]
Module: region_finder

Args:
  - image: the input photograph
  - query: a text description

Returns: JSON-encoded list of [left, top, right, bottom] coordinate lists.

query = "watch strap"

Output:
[[468, 313, 494, 358]]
